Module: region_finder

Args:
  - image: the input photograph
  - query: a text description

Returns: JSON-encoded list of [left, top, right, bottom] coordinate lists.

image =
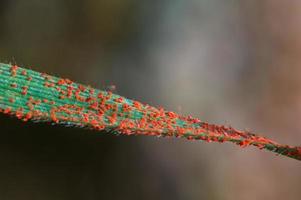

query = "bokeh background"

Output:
[[0, 1, 301, 199]]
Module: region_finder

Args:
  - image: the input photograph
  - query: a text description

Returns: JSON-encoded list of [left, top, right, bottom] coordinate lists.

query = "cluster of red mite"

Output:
[[0, 64, 300, 160]]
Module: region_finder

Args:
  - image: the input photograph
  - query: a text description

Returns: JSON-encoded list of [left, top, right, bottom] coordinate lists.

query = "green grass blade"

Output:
[[0, 63, 300, 161]]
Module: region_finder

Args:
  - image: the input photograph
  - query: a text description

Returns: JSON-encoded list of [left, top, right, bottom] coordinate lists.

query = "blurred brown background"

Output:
[[0, 1, 300, 200]]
